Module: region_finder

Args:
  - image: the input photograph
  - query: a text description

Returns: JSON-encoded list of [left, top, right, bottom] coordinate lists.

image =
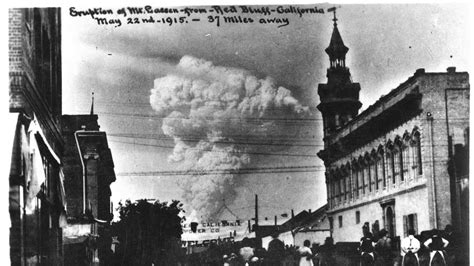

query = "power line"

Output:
[[107, 132, 320, 141], [107, 138, 462, 151], [94, 100, 319, 111], [108, 139, 319, 157], [117, 165, 325, 176], [107, 133, 323, 147], [95, 110, 468, 122], [114, 155, 460, 177], [97, 111, 322, 123]]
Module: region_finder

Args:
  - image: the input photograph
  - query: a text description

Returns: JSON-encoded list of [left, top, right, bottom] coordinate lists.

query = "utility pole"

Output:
[[255, 194, 258, 227], [255, 194, 260, 247]]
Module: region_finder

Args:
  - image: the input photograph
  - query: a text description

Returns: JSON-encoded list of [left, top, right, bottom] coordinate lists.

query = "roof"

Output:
[[295, 205, 329, 232], [281, 210, 310, 229], [326, 69, 469, 145], [325, 24, 349, 59]]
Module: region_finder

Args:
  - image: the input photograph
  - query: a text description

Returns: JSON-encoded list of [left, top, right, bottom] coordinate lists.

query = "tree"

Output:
[[110, 199, 185, 266]]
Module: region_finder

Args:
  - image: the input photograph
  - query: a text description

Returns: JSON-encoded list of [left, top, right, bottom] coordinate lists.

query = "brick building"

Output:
[[61, 114, 116, 265], [9, 8, 116, 265], [8, 7, 64, 265], [317, 14, 469, 245]]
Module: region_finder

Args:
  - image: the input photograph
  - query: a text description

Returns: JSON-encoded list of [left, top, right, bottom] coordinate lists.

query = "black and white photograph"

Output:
[[5, 1, 471, 265]]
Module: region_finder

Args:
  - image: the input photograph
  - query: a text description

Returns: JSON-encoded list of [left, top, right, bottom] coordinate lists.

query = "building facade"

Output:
[[9, 8, 117, 265], [61, 114, 116, 265], [9, 7, 64, 265], [317, 16, 469, 243]]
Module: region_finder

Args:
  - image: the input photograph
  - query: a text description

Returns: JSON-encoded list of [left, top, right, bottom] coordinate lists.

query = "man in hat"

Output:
[[375, 229, 392, 265], [424, 229, 449, 266]]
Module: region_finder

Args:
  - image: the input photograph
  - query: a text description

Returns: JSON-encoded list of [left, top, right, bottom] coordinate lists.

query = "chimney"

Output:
[[291, 209, 294, 218], [414, 68, 425, 76], [308, 209, 312, 214], [447, 67, 456, 73], [274, 216, 277, 226]]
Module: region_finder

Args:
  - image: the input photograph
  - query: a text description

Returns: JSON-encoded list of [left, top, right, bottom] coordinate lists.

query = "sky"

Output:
[[61, 3, 471, 222]]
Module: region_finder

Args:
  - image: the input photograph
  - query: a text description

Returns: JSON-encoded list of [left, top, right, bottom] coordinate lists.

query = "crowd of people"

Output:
[[182, 232, 337, 266], [181, 224, 465, 266], [357, 223, 464, 266]]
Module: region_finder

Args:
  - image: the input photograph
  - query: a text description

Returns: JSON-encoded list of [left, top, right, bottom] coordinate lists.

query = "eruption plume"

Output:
[[150, 55, 308, 220]]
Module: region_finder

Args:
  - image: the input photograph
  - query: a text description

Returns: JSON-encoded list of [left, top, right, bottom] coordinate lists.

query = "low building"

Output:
[[260, 206, 330, 249], [293, 204, 330, 247], [317, 14, 469, 243]]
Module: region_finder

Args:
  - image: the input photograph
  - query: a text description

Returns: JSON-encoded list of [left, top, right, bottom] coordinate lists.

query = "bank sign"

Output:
[[181, 221, 249, 247]]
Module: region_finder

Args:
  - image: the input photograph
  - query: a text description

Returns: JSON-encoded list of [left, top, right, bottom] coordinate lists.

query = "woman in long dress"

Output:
[[297, 240, 314, 266]]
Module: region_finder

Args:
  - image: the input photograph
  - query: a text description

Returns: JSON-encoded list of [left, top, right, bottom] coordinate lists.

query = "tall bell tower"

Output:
[[318, 8, 361, 138]]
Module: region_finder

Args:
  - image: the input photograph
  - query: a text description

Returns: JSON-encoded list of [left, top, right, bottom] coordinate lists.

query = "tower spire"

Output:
[[317, 9, 361, 136], [325, 7, 348, 69]]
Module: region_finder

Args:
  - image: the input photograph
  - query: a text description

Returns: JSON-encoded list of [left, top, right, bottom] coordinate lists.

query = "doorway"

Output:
[[380, 199, 395, 237]]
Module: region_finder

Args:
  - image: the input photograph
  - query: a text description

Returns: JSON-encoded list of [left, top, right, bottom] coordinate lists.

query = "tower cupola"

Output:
[[317, 7, 362, 137]]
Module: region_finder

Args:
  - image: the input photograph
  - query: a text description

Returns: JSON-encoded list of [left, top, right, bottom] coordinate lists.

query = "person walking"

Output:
[[374, 229, 392, 266], [400, 229, 420, 266], [266, 231, 285, 266], [359, 232, 375, 266], [297, 240, 314, 266], [318, 237, 335, 266], [423, 229, 449, 266], [239, 238, 255, 266]]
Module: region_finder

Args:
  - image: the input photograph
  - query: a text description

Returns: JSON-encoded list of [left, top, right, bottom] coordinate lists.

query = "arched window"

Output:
[[334, 171, 340, 205], [386, 141, 395, 185], [342, 169, 347, 201], [342, 174, 346, 202], [339, 171, 345, 203], [376, 146, 385, 189], [331, 172, 336, 207], [370, 151, 378, 191], [364, 154, 372, 193], [358, 157, 366, 195], [345, 163, 351, 200], [393, 138, 402, 182], [402, 132, 411, 180], [352, 161, 359, 199], [327, 171, 333, 208], [411, 131, 422, 176]]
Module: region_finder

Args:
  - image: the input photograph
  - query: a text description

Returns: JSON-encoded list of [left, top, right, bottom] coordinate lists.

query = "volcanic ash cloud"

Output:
[[150, 55, 308, 220]]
